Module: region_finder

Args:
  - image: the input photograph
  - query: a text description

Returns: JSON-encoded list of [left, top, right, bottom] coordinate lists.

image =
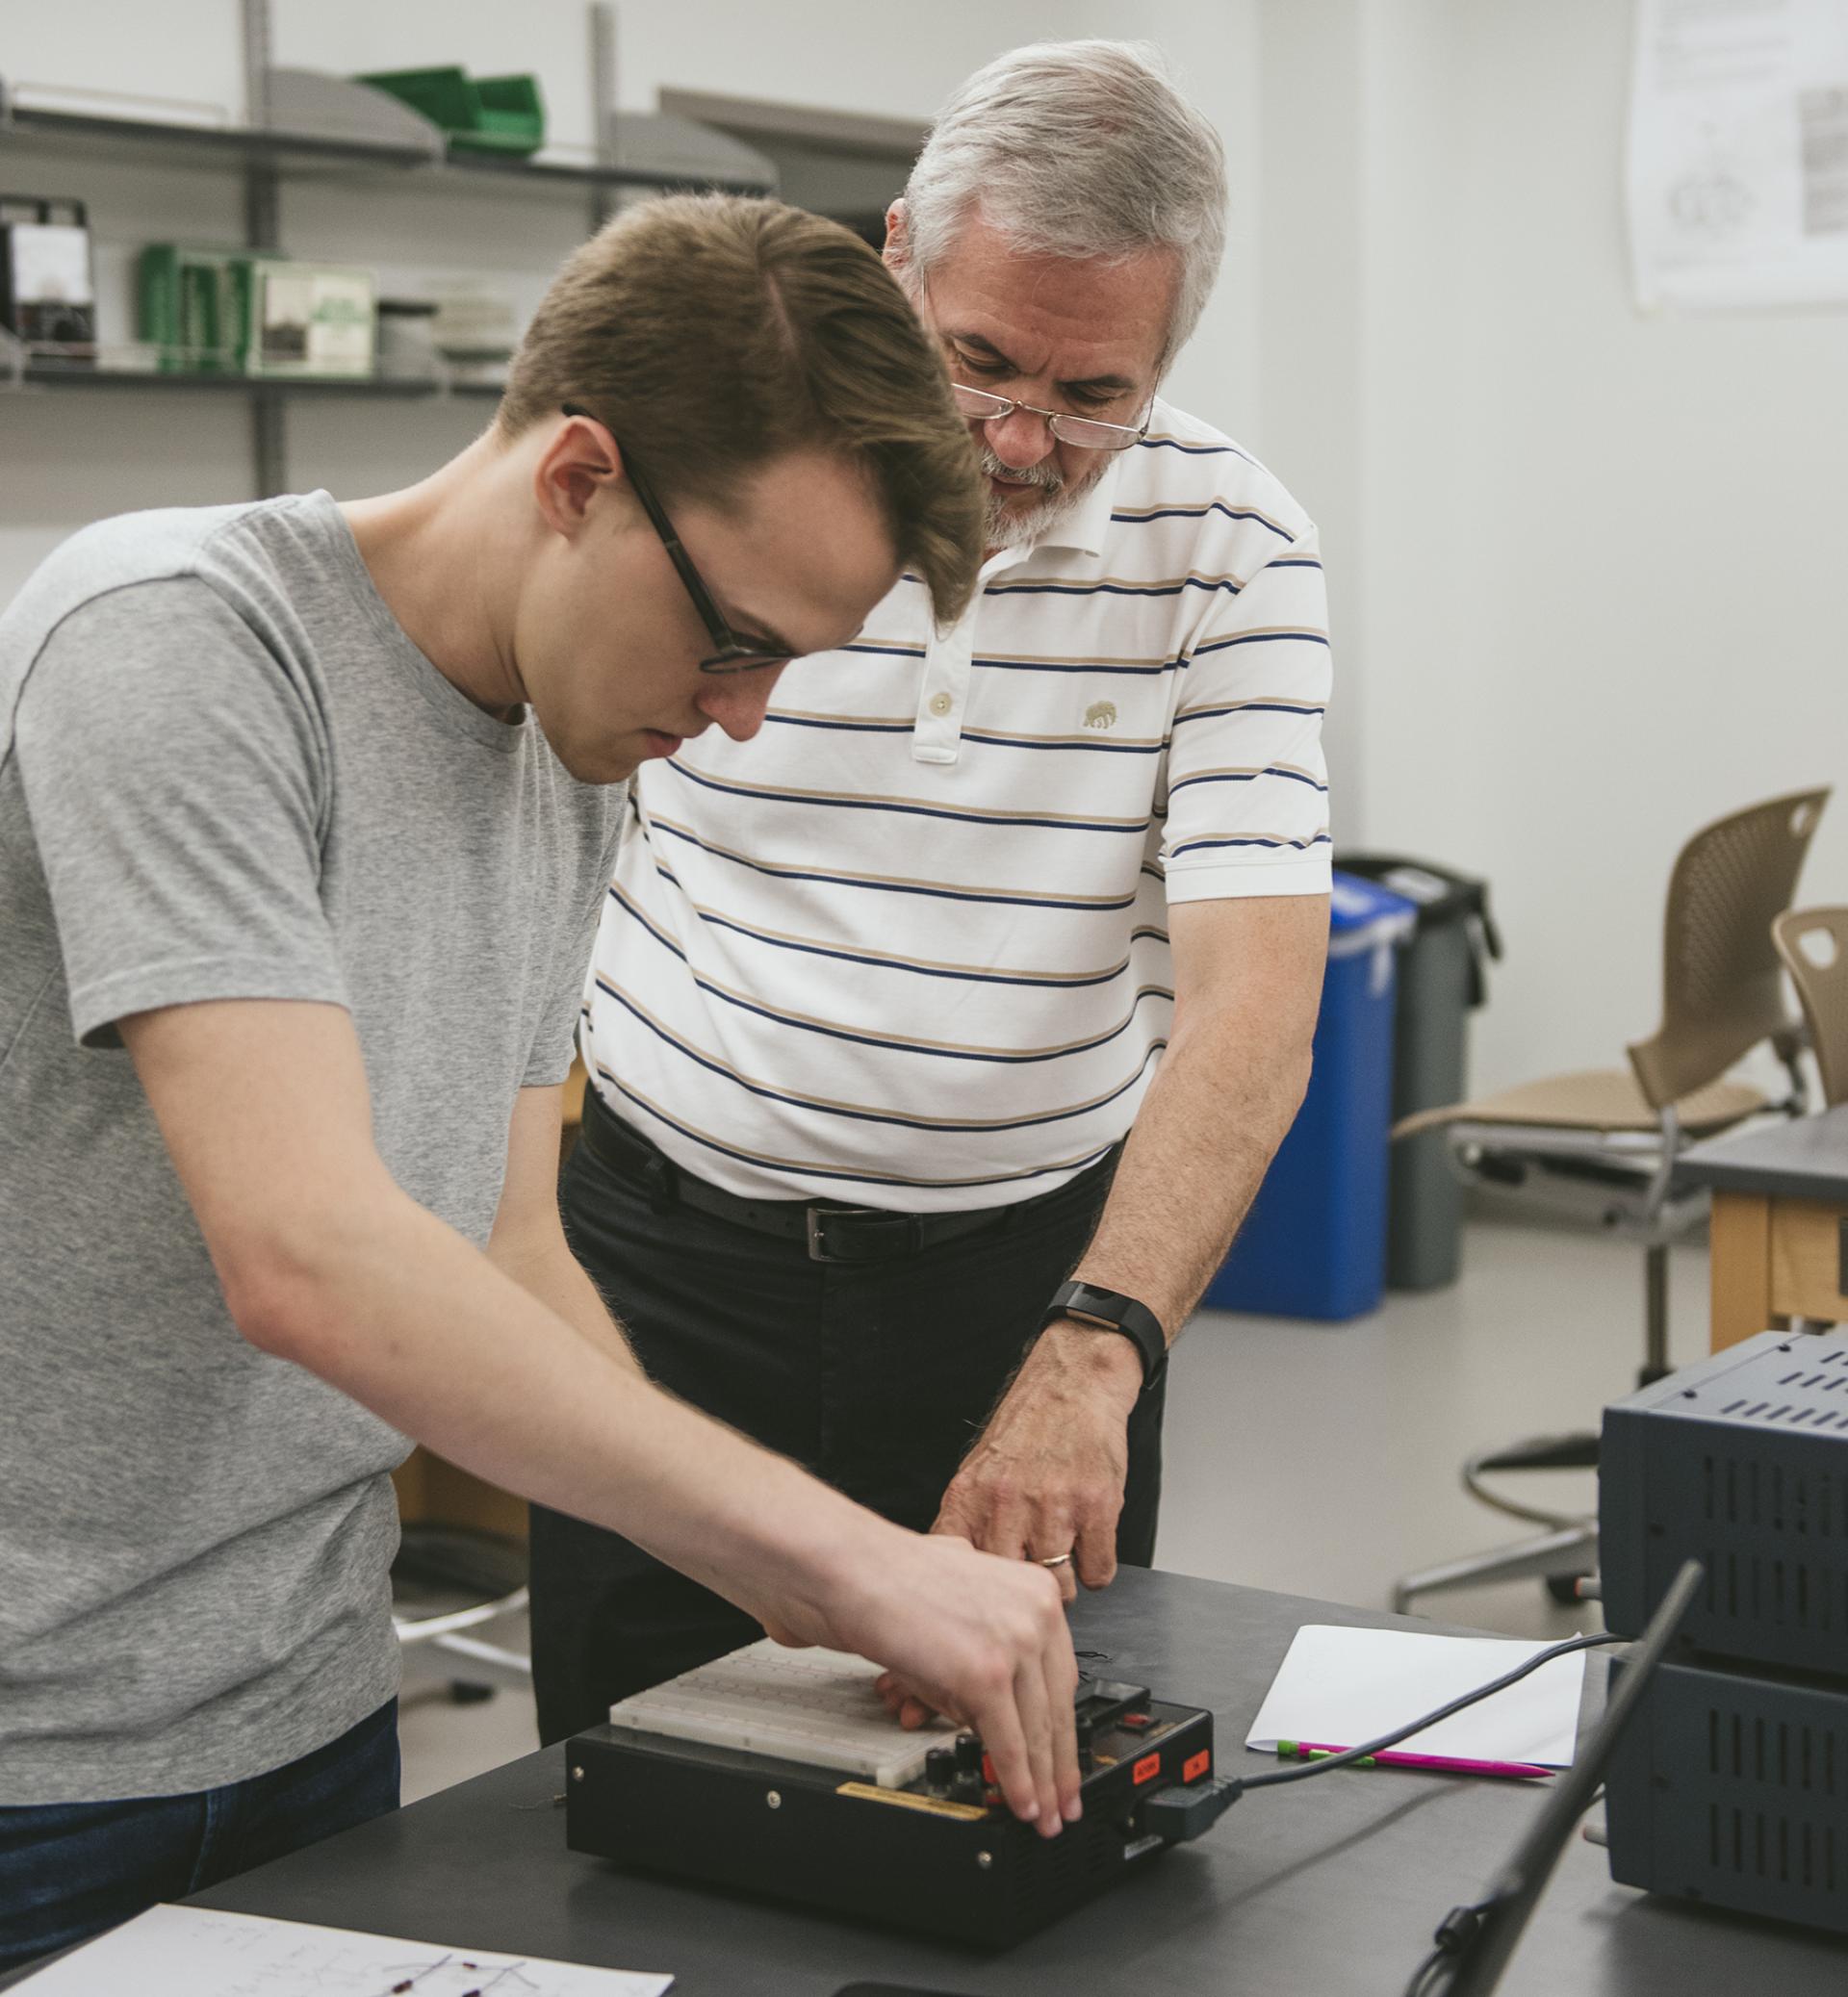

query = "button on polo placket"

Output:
[[910, 546, 1028, 765]]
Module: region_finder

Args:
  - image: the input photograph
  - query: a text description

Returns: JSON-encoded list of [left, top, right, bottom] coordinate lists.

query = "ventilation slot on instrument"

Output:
[[1705, 1700, 1843, 1800], [1010, 1822, 1117, 1926]]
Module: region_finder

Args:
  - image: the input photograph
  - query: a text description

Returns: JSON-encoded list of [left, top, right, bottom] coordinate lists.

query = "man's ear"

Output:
[[533, 408, 625, 542], [882, 198, 910, 276]]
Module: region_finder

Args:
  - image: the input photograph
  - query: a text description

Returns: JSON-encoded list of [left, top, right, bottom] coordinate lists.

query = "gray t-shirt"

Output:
[[0, 492, 624, 1803]]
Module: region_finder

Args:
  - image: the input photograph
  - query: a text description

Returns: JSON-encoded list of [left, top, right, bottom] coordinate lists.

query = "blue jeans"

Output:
[[0, 1699, 398, 1973]]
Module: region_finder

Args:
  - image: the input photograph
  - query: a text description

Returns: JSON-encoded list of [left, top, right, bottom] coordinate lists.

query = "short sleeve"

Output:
[[13, 577, 348, 1047], [1161, 523, 1333, 903]]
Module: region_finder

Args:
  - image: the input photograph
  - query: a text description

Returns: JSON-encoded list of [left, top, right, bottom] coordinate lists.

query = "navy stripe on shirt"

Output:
[[1112, 502, 1294, 542], [643, 815, 1141, 913], [624, 875, 1136, 992], [659, 758, 1151, 836], [602, 1069, 1127, 1192], [603, 983, 1168, 1133], [596, 955, 1174, 1065], [1168, 765, 1330, 795]]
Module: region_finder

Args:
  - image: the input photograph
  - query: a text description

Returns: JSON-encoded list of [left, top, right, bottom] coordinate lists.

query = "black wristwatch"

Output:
[[1040, 1280, 1168, 1394]]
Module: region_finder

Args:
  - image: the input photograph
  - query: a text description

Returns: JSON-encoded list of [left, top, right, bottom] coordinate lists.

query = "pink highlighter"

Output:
[[1276, 1738, 1553, 1780]]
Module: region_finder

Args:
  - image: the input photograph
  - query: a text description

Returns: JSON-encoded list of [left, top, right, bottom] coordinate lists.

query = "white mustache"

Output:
[[978, 447, 1064, 495]]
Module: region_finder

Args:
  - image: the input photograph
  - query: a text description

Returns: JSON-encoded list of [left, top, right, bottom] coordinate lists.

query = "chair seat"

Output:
[[1395, 1068, 1767, 1140]]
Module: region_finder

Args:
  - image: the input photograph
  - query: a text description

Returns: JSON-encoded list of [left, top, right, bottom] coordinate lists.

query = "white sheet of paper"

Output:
[[19, 1905, 673, 1997], [1245, 1625, 1588, 1768]]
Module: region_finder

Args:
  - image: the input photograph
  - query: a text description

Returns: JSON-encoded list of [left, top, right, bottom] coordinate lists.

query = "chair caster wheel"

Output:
[[1545, 1574, 1590, 1606], [448, 1680, 497, 1704]]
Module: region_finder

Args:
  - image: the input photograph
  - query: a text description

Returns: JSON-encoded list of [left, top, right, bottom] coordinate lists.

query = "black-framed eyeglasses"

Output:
[[561, 403, 790, 674]]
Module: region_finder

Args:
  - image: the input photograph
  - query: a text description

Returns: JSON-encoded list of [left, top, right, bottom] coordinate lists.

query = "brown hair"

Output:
[[498, 193, 982, 624]]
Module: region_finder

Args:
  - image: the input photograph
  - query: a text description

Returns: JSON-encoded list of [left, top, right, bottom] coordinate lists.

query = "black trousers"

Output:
[[528, 1125, 1167, 1745]]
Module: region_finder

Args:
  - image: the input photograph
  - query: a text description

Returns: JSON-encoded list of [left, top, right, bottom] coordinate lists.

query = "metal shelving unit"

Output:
[[0, 0, 772, 491], [0, 90, 773, 201], [2, 352, 506, 400]]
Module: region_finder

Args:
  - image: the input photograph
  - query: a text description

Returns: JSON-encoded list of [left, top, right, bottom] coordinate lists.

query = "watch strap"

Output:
[[1041, 1280, 1168, 1393]]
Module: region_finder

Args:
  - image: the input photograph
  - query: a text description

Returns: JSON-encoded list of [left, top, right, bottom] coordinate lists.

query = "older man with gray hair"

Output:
[[530, 39, 1332, 1739]]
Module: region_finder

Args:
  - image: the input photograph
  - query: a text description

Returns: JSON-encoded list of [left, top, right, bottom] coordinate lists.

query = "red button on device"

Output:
[[1183, 1750, 1211, 1783], [1132, 1751, 1162, 1786]]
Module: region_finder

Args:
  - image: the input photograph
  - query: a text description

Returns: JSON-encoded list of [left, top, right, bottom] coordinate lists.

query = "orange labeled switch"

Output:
[[1132, 1751, 1162, 1786], [1184, 1750, 1211, 1783]]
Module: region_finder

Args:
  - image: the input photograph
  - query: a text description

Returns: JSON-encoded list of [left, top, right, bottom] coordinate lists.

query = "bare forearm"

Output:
[[1073, 1002, 1312, 1335], [249, 1186, 880, 1630], [936, 897, 1324, 1591], [492, 1231, 648, 1382]]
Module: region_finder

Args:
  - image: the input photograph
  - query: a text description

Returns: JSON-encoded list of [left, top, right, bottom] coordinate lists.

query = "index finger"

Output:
[[1071, 1498, 1120, 1592], [1041, 1602, 1083, 1822], [972, 1596, 1079, 1832]]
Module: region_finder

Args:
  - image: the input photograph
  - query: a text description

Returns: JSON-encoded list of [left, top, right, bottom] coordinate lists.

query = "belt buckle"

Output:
[[805, 1206, 837, 1263], [805, 1205, 923, 1263]]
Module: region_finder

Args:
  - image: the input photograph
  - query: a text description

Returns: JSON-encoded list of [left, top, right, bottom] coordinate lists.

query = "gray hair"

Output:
[[896, 40, 1227, 369]]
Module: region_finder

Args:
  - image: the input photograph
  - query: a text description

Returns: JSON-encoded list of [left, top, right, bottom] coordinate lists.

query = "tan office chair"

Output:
[[1391, 787, 1829, 1613], [1773, 908, 1848, 1109]]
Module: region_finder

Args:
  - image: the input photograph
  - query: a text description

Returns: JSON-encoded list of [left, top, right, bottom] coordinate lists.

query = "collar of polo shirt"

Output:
[[1011, 448, 1125, 565], [908, 447, 1131, 769]]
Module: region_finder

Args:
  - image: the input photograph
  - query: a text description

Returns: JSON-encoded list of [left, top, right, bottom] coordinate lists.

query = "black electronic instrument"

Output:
[[565, 1642, 1235, 1947]]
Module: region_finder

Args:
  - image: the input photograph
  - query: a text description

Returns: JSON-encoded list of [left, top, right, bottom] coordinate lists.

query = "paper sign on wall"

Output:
[[1627, 0, 1848, 310]]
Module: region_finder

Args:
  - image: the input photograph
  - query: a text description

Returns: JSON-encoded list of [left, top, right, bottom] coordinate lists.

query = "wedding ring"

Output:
[[1038, 1552, 1073, 1570]]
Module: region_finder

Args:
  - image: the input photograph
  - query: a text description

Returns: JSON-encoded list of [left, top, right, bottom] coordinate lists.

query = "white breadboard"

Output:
[[607, 1639, 954, 1788]]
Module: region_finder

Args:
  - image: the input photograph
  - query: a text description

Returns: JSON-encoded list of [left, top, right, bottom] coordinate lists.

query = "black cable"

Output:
[[1400, 1899, 1494, 1996], [1402, 1942, 1450, 1997], [1235, 1629, 1624, 1792]]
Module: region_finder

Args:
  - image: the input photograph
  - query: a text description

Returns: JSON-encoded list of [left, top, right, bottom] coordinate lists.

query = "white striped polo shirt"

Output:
[[581, 396, 1332, 1212]]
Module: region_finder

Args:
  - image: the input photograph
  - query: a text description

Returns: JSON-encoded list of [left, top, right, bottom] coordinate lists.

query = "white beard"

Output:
[[980, 447, 1107, 551]]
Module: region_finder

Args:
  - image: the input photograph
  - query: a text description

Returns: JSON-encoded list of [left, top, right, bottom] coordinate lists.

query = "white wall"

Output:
[[8, 0, 1842, 1104], [1251, 0, 1848, 1096], [0, 2, 1263, 614]]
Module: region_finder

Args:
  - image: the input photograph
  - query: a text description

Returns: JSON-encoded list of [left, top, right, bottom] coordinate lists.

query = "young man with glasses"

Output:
[[0, 194, 1084, 1973], [531, 42, 1334, 1741]]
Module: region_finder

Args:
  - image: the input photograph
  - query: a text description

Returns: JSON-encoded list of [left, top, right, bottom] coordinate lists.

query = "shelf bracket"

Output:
[[589, 1, 618, 237], [241, 0, 287, 497]]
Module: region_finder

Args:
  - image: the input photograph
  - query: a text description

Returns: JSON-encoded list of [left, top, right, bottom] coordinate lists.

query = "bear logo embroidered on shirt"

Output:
[[1083, 701, 1117, 731]]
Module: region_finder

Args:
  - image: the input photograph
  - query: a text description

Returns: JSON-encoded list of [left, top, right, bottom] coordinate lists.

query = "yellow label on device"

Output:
[[834, 1781, 989, 1821]]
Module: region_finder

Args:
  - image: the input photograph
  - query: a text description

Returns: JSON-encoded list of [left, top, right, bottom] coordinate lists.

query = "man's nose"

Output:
[[694, 662, 788, 743], [980, 407, 1056, 471]]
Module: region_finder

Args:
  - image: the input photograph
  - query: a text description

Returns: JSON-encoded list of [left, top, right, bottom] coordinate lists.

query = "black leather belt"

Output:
[[577, 1087, 1111, 1265]]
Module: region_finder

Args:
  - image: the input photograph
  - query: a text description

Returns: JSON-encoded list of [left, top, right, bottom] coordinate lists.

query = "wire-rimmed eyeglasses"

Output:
[[949, 383, 1151, 452], [560, 403, 790, 675]]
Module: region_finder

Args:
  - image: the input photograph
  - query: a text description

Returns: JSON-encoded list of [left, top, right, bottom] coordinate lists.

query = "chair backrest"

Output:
[[1627, 787, 1831, 1110], [1773, 907, 1848, 1108]]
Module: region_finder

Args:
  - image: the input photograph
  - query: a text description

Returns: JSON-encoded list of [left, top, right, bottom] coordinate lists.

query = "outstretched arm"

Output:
[[123, 996, 1080, 1834]]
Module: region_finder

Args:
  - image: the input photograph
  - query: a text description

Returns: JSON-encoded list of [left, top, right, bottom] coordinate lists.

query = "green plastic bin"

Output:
[[358, 67, 546, 156]]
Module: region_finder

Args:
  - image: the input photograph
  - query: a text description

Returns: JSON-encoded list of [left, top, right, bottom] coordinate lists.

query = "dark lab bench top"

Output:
[[123, 1570, 1846, 1996], [1678, 1103, 1848, 1205]]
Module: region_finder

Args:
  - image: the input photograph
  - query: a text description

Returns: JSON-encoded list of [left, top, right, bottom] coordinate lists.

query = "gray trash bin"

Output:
[[1339, 856, 1501, 1291]]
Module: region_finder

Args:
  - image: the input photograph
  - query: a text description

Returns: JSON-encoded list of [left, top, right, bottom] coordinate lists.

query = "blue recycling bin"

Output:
[[1202, 871, 1418, 1321]]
